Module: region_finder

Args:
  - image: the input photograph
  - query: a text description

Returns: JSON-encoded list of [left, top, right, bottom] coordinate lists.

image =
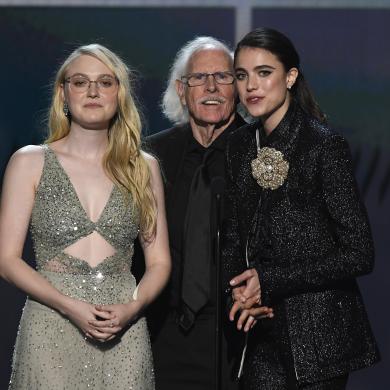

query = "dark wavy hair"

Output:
[[234, 27, 326, 122]]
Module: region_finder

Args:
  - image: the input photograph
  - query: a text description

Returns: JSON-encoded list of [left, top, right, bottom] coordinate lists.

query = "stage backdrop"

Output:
[[0, 4, 389, 390]]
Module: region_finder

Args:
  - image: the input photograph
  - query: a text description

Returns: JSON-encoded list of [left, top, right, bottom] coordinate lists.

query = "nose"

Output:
[[246, 75, 258, 91], [205, 74, 218, 92], [87, 81, 99, 97]]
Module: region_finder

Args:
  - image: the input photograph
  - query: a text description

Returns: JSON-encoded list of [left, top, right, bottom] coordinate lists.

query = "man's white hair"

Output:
[[161, 36, 233, 126]]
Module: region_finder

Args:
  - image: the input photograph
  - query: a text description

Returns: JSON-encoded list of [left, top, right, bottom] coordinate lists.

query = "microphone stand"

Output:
[[212, 177, 225, 390]]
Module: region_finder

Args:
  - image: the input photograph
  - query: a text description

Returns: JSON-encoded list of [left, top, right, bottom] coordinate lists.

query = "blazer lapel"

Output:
[[235, 126, 263, 248]]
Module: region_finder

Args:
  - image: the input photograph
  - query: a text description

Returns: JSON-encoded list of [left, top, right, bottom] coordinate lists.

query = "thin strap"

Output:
[[42, 144, 68, 175], [40, 143, 61, 173], [41, 143, 54, 160]]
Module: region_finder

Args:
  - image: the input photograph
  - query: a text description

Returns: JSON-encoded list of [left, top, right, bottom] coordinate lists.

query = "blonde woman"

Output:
[[0, 44, 170, 389]]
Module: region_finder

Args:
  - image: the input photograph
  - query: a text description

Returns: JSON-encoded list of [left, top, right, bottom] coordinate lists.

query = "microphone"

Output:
[[210, 176, 225, 390], [211, 176, 225, 227], [211, 176, 226, 198]]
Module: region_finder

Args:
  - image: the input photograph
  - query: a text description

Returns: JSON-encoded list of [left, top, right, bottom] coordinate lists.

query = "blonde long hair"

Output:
[[47, 44, 156, 237]]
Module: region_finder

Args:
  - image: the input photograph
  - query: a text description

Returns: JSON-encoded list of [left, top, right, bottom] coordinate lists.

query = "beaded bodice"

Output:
[[30, 145, 139, 275]]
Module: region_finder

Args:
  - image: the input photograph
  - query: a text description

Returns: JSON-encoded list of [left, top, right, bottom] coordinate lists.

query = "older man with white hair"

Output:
[[147, 37, 245, 389]]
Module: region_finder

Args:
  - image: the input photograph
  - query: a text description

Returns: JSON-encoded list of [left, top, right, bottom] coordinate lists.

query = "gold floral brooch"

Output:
[[251, 129, 289, 190]]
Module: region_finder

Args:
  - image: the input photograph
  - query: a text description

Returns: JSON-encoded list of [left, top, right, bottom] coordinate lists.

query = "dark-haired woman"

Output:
[[223, 27, 379, 390]]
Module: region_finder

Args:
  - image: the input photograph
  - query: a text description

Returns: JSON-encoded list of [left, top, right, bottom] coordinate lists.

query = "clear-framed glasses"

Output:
[[65, 75, 119, 93], [181, 72, 235, 87]]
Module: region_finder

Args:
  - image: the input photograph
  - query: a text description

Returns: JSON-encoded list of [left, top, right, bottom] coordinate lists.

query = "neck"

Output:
[[61, 123, 109, 160], [189, 114, 235, 147], [261, 94, 291, 135]]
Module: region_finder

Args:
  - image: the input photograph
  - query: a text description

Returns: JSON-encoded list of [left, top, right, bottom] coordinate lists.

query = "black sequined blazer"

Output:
[[222, 102, 380, 385]]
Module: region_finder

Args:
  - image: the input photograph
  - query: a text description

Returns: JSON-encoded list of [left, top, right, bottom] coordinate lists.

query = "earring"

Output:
[[287, 84, 292, 90], [63, 102, 69, 116]]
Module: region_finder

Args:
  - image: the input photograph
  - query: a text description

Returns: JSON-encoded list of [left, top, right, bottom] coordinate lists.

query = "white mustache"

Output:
[[198, 96, 226, 104]]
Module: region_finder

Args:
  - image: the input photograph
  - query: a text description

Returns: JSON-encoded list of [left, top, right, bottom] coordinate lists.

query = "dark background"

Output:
[[0, 5, 389, 389]]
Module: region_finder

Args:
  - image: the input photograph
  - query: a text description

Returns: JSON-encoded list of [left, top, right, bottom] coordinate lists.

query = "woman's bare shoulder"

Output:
[[12, 144, 45, 159], [142, 150, 159, 170], [7, 145, 45, 181]]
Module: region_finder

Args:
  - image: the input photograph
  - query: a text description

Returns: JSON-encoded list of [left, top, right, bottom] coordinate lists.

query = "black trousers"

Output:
[[301, 376, 348, 390], [242, 321, 348, 390], [244, 348, 347, 390], [152, 310, 240, 390]]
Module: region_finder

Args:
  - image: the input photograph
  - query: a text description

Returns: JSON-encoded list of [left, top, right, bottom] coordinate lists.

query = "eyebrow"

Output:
[[235, 65, 276, 71], [187, 70, 232, 75], [67, 72, 115, 78]]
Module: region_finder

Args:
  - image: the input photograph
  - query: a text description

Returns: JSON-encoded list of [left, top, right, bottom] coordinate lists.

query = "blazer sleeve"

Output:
[[257, 134, 375, 303]]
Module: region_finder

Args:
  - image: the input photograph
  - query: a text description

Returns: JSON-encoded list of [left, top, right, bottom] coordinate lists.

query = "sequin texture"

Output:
[[9, 145, 154, 389]]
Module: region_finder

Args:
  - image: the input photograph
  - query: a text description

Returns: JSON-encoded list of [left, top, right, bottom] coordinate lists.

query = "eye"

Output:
[[72, 78, 88, 87], [258, 70, 272, 77], [214, 72, 227, 80], [191, 73, 206, 81], [235, 72, 247, 81], [98, 78, 115, 88]]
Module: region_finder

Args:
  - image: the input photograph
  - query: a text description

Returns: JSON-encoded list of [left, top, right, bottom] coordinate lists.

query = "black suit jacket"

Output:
[[222, 102, 380, 384], [141, 117, 244, 338]]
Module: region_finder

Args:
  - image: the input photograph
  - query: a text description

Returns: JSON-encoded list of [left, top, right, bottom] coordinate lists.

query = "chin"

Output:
[[246, 107, 266, 118], [78, 119, 110, 130], [203, 112, 231, 124]]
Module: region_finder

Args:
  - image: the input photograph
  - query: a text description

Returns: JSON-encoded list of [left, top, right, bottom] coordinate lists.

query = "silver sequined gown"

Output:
[[9, 145, 155, 389]]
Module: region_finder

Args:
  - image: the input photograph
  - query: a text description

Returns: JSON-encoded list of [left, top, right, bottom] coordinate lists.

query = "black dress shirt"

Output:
[[164, 119, 241, 312]]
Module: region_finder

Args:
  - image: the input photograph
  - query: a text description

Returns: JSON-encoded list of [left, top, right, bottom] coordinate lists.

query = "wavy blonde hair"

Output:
[[47, 44, 156, 237]]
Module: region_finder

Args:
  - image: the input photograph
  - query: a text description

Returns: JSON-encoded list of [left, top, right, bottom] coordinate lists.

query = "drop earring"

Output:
[[63, 102, 69, 116]]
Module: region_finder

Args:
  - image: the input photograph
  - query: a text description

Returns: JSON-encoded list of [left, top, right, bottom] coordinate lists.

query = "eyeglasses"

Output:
[[181, 72, 235, 87], [64, 75, 118, 93]]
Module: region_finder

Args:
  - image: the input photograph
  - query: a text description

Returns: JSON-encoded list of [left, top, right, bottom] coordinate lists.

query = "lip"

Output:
[[246, 96, 264, 104], [199, 96, 225, 105], [84, 103, 103, 108], [202, 100, 222, 105]]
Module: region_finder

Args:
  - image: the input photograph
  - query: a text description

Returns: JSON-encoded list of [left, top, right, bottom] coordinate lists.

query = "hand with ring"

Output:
[[230, 268, 261, 306], [229, 268, 273, 331], [230, 301, 273, 332], [60, 297, 117, 341], [88, 300, 144, 340]]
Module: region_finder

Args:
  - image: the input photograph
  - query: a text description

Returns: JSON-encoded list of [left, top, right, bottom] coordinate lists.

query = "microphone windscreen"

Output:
[[211, 176, 226, 196]]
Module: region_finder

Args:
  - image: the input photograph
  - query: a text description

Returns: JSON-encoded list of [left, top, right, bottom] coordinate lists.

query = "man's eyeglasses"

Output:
[[64, 75, 119, 93], [180, 72, 235, 87]]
